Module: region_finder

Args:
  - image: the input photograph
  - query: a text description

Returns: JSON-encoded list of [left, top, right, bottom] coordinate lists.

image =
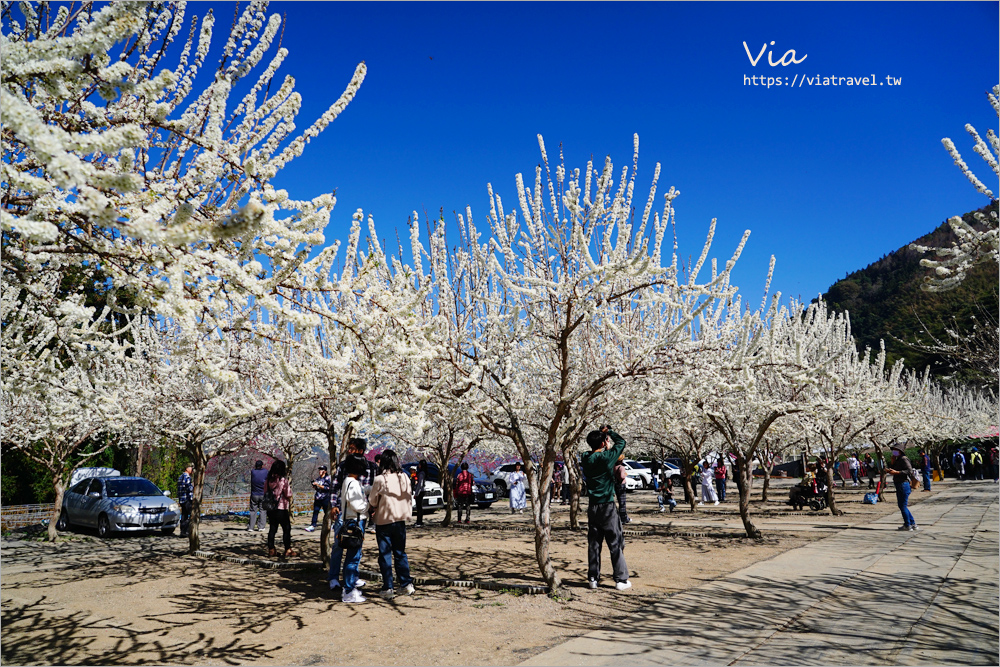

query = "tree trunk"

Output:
[[736, 455, 761, 538], [134, 442, 144, 477], [441, 462, 455, 527], [761, 465, 771, 502], [562, 446, 583, 529], [47, 476, 66, 542], [683, 463, 698, 511], [825, 466, 843, 516], [528, 453, 567, 598], [187, 444, 207, 555], [733, 458, 746, 501], [320, 429, 336, 568]]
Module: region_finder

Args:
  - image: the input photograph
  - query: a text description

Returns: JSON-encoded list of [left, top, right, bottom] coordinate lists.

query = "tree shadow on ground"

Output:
[[539, 520, 1000, 666], [1, 596, 277, 666]]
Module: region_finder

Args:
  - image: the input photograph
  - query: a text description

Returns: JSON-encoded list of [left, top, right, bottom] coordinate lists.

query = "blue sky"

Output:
[[255, 1, 996, 307]]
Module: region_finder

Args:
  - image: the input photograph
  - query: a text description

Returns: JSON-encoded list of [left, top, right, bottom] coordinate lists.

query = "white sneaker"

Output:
[[588, 579, 598, 589], [909, 525, 919, 531], [403, 583, 415, 595], [713, 501, 719, 506], [355, 579, 366, 588], [697, 502, 704, 507], [342, 589, 366, 603], [304, 525, 316, 532], [380, 588, 395, 600], [615, 580, 632, 591], [659, 508, 666, 513]]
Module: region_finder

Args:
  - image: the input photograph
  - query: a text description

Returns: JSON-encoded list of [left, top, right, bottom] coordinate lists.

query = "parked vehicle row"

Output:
[[400, 462, 497, 510]]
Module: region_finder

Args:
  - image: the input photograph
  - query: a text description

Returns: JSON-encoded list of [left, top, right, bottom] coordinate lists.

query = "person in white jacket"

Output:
[[699, 463, 719, 506], [337, 455, 370, 603]]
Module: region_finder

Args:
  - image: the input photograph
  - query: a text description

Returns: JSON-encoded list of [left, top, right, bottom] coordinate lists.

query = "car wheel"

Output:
[[97, 514, 112, 538], [56, 510, 68, 531], [494, 480, 507, 497], [161, 527, 175, 536]]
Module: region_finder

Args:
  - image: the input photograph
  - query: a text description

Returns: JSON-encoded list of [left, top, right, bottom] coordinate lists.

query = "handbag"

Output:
[[863, 492, 878, 504], [339, 518, 364, 549]]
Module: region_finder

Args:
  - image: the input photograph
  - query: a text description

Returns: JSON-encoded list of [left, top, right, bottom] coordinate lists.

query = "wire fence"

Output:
[[1, 495, 310, 532]]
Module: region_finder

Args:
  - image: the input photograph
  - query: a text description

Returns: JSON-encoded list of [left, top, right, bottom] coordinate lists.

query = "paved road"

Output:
[[524, 482, 999, 666]]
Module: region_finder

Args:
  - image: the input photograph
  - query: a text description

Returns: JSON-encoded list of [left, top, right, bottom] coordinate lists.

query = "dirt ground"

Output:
[[1, 479, 931, 666]]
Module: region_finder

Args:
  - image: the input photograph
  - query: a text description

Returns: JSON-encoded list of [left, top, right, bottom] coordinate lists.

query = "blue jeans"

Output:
[[922, 469, 932, 491], [328, 515, 367, 591], [895, 481, 915, 527], [310, 498, 330, 527], [375, 521, 413, 591]]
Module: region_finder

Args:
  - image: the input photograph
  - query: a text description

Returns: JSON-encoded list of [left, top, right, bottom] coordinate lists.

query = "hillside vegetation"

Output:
[[820, 204, 998, 384]]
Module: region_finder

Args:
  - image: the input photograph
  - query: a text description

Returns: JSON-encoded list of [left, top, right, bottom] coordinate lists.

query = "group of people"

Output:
[[692, 458, 726, 506], [198, 428, 996, 603], [235, 438, 416, 604], [950, 447, 998, 482]]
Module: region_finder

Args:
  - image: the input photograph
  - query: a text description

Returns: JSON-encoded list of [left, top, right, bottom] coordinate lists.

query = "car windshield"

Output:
[[105, 478, 164, 498], [625, 460, 648, 469]]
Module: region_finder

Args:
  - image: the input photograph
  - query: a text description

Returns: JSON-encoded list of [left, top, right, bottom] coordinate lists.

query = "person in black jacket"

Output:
[[413, 460, 427, 527], [885, 445, 918, 531]]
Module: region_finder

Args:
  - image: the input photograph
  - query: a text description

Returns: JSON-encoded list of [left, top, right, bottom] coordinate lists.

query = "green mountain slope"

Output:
[[819, 204, 998, 384]]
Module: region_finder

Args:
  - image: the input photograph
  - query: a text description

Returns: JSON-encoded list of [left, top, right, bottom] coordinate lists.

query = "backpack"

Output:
[[908, 467, 921, 487], [262, 481, 278, 512]]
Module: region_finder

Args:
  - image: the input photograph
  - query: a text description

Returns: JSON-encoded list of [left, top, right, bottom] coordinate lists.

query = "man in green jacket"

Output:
[[581, 427, 632, 591]]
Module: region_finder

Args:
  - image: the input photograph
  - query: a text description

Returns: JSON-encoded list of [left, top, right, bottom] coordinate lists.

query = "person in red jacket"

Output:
[[714, 460, 728, 503], [455, 462, 474, 524]]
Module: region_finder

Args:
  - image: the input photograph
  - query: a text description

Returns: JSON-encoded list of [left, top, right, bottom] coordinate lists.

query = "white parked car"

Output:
[[623, 475, 641, 491], [639, 460, 683, 481], [623, 460, 653, 489], [411, 480, 444, 513]]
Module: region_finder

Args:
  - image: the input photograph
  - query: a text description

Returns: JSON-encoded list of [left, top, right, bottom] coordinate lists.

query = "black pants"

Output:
[[267, 509, 291, 550], [457, 494, 472, 521], [179, 501, 192, 536], [615, 483, 628, 523], [415, 493, 425, 525], [587, 502, 628, 583]]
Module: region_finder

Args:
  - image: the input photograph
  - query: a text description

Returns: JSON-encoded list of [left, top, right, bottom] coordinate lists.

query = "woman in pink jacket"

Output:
[[367, 450, 416, 600], [266, 459, 296, 559]]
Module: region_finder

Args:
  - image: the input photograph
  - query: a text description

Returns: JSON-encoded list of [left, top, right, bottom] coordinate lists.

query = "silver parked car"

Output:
[[57, 476, 181, 537]]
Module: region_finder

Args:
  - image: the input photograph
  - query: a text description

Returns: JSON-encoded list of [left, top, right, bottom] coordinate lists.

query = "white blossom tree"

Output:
[[422, 134, 750, 594], [1, 322, 150, 541], [911, 84, 999, 291], [691, 298, 855, 537], [803, 340, 907, 515], [2, 2, 367, 547]]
